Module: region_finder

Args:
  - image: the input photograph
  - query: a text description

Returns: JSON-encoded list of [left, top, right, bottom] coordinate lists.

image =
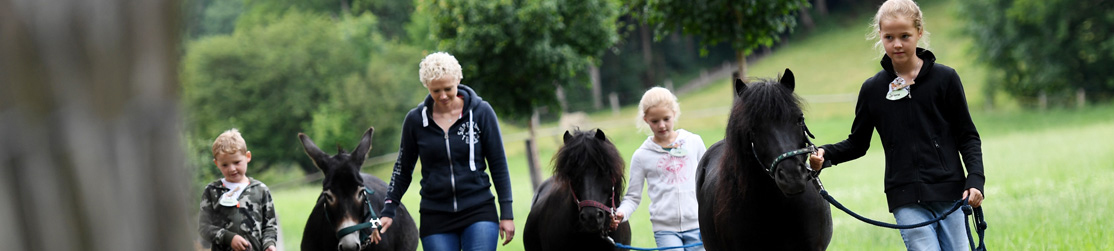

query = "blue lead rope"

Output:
[[608, 236, 703, 251]]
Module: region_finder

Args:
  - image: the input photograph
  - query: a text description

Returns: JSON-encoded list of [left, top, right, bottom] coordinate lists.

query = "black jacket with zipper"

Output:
[[381, 84, 513, 220], [821, 48, 985, 211]]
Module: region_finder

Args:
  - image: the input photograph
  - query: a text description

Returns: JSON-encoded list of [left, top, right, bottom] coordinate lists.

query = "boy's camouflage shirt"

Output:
[[199, 178, 278, 251]]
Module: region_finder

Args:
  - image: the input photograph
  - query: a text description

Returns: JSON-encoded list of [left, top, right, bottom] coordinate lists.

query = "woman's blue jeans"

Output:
[[420, 221, 499, 251]]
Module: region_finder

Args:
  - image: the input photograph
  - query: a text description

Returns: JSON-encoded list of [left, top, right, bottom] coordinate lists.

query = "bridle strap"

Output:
[[752, 117, 819, 177], [326, 187, 382, 244], [752, 143, 816, 177], [570, 178, 623, 214]]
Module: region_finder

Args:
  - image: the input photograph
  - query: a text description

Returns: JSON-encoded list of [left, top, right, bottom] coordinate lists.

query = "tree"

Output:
[[627, 0, 809, 79], [426, 0, 620, 121], [182, 10, 423, 176], [959, 0, 1114, 106], [425, 0, 619, 187]]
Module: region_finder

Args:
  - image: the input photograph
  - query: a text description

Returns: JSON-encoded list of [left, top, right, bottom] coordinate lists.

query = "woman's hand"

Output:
[[499, 219, 515, 246], [809, 148, 826, 171], [963, 188, 984, 208], [378, 217, 394, 234]]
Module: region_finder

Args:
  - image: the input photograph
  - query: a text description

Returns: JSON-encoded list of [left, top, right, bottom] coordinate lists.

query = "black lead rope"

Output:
[[819, 189, 987, 250]]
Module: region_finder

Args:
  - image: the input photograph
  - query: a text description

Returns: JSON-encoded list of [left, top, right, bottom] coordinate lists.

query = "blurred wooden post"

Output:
[[0, 0, 194, 250], [609, 92, 620, 117], [1077, 88, 1086, 109], [590, 65, 602, 110], [525, 110, 543, 190], [525, 139, 542, 191]]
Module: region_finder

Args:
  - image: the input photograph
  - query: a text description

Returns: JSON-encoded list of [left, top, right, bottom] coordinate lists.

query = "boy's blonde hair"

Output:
[[212, 128, 248, 157], [419, 52, 464, 87], [868, 0, 930, 55], [636, 87, 682, 133]]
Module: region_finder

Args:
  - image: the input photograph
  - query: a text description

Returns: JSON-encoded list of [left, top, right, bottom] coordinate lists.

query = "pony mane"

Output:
[[715, 77, 803, 220], [551, 129, 626, 193]]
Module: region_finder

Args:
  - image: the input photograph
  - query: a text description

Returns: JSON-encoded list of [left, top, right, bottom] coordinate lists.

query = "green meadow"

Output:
[[270, 0, 1114, 249]]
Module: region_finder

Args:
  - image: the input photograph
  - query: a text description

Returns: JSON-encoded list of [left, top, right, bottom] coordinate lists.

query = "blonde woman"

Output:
[[379, 52, 515, 251]]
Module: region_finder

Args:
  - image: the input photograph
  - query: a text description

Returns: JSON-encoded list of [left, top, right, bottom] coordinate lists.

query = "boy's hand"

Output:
[[610, 212, 624, 230], [378, 217, 393, 234], [231, 235, 251, 251], [265, 245, 277, 251]]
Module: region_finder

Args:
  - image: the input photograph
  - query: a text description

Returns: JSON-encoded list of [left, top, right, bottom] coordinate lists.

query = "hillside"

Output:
[[270, 0, 1114, 250]]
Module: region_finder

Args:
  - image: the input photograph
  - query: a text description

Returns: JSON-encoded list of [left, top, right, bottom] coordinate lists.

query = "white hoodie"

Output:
[[617, 129, 706, 232]]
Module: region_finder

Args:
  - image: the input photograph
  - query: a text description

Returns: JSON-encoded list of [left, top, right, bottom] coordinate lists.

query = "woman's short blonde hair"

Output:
[[418, 52, 464, 87], [868, 0, 930, 55], [636, 87, 681, 133], [212, 128, 248, 157]]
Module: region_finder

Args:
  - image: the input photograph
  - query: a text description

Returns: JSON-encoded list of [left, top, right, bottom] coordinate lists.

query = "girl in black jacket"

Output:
[[379, 52, 515, 251], [809, 0, 985, 250]]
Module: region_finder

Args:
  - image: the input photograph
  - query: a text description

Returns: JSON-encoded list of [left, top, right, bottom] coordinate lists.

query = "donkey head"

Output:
[[299, 127, 375, 251]]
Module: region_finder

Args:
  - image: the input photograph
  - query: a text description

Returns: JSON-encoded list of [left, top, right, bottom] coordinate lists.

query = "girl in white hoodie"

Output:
[[613, 87, 706, 251]]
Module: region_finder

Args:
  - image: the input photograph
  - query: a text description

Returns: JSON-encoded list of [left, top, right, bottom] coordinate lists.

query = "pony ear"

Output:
[[298, 133, 332, 173], [595, 129, 607, 141], [563, 130, 573, 144], [734, 78, 747, 97], [351, 127, 374, 163], [780, 68, 795, 92]]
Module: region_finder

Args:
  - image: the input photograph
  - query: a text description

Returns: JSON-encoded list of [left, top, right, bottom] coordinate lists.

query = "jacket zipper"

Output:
[[933, 139, 948, 172], [445, 133, 458, 212]]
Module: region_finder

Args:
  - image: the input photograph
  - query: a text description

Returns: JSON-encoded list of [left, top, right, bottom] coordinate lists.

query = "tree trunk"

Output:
[[0, 0, 194, 250], [799, 8, 816, 30], [816, 0, 829, 16], [736, 50, 749, 81], [640, 24, 655, 88]]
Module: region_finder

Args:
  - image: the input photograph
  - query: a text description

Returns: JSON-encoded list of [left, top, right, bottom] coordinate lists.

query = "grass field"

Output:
[[266, 0, 1114, 249]]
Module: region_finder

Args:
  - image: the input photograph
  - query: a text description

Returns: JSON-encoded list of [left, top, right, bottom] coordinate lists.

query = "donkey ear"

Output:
[[594, 129, 607, 141], [563, 130, 573, 144], [298, 133, 332, 173], [351, 127, 374, 162], [734, 78, 747, 97], [780, 68, 795, 92]]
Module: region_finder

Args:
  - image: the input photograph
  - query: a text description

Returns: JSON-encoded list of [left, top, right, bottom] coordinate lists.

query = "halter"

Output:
[[569, 178, 617, 221], [321, 187, 381, 246], [751, 117, 819, 178]]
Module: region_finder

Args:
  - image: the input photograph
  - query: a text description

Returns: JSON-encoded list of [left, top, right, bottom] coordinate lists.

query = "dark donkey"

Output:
[[524, 129, 631, 251], [696, 69, 833, 250], [299, 127, 418, 251]]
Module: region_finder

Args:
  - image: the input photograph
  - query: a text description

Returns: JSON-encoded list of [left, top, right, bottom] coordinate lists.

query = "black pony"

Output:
[[524, 129, 632, 251], [299, 127, 419, 251], [695, 69, 833, 250]]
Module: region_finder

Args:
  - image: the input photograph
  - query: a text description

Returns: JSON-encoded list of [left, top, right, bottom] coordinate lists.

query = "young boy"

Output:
[[199, 128, 279, 251]]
